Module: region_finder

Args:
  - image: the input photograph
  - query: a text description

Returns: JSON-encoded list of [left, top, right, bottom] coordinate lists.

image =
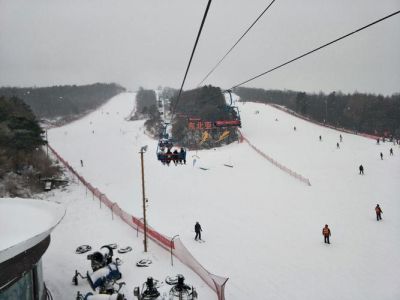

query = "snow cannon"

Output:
[[133, 277, 160, 300], [87, 263, 122, 292], [169, 275, 198, 300], [87, 245, 114, 271], [76, 291, 125, 300]]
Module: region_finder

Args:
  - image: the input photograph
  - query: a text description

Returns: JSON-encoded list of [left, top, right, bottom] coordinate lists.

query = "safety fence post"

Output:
[[170, 235, 179, 266]]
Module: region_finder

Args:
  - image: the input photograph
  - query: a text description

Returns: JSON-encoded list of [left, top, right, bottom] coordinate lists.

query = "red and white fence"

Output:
[[48, 144, 229, 300], [238, 131, 311, 186]]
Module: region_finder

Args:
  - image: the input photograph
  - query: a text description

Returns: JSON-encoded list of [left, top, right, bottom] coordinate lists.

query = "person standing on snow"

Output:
[[194, 222, 202, 241], [336, 142, 340, 149], [359, 165, 364, 175], [179, 147, 187, 164], [389, 148, 393, 156], [319, 135, 322, 141], [380, 152, 383, 160], [375, 204, 383, 221], [80, 160, 84, 167], [322, 224, 331, 244], [340, 134, 343, 142]]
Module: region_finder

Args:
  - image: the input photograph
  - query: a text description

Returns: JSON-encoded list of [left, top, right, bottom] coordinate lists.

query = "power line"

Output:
[[230, 9, 400, 90], [171, 0, 213, 118], [197, 0, 277, 87]]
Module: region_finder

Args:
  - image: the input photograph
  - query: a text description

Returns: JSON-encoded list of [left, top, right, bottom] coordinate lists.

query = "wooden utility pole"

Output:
[[140, 149, 148, 252]]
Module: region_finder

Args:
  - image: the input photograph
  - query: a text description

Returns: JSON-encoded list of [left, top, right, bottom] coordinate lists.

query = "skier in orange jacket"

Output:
[[322, 224, 331, 244]]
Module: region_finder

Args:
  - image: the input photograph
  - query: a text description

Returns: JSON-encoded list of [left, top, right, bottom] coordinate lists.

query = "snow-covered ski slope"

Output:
[[49, 92, 400, 300]]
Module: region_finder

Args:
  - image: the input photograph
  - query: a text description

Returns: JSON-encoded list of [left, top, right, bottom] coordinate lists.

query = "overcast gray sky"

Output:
[[1, 0, 399, 95]]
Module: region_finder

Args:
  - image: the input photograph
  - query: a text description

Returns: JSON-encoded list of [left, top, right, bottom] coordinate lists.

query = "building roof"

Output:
[[0, 198, 65, 264]]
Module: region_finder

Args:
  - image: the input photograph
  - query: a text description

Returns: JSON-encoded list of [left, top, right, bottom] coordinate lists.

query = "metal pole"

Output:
[[140, 151, 148, 252], [137, 218, 144, 238], [170, 235, 179, 266], [99, 193, 103, 209]]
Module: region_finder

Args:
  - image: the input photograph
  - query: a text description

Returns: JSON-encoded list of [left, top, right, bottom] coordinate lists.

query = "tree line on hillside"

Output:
[[234, 87, 400, 138], [129, 87, 163, 138], [0, 83, 125, 121], [0, 96, 59, 197]]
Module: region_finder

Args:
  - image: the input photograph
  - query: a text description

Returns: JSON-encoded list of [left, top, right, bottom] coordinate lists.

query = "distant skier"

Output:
[[359, 165, 364, 175], [80, 160, 83, 167], [380, 152, 383, 160], [376, 138, 380, 145], [166, 149, 172, 166], [172, 149, 179, 165], [194, 222, 202, 241], [179, 147, 186, 164], [375, 204, 383, 221], [340, 134, 343, 142], [322, 224, 331, 244], [319, 135, 322, 141], [389, 148, 393, 156], [336, 142, 340, 149], [294, 126, 297, 131]]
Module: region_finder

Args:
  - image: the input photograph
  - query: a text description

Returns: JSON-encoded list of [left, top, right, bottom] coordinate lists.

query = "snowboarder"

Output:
[[340, 134, 343, 142], [336, 142, 340, 149], [380, 152, 383, 160], [375, 204, 383, 221], [390, 148, 393, 156], [359, 165, 364, 175], [194, 222, 202, 241], [80, 160, 83, 167], [319, 135, 322, 141], [322, 224, 331, 244]]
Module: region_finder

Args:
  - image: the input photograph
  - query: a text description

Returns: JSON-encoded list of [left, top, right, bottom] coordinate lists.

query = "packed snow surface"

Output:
[[48, 92, 400, 300]]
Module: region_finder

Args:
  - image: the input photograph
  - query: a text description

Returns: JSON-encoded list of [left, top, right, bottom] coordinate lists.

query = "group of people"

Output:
[[380, 148, 394, 159], [376, 137, 400, 145], [157, 147, 186, 166], [323, 204, 383, 244]]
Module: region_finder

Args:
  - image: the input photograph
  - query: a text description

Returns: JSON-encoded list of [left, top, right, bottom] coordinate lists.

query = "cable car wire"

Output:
[[229, 9, 400, 90], [197, 0, 277, 87], [171, 0, 213, 119]]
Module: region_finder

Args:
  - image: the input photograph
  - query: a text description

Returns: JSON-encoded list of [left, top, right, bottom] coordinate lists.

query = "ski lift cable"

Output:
[[197, 0, 277, 87], [170, 0, 213, 120], [200, 9, 400, 104], [229, 9, 400, 90]]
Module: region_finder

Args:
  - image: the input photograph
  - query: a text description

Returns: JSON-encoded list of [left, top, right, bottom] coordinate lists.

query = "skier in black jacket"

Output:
[[194, 222, 202, 241]]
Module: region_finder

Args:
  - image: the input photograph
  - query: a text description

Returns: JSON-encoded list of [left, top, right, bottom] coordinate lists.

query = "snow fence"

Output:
[[238, 131, 311, 186], [48, 145, 229, 300]]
